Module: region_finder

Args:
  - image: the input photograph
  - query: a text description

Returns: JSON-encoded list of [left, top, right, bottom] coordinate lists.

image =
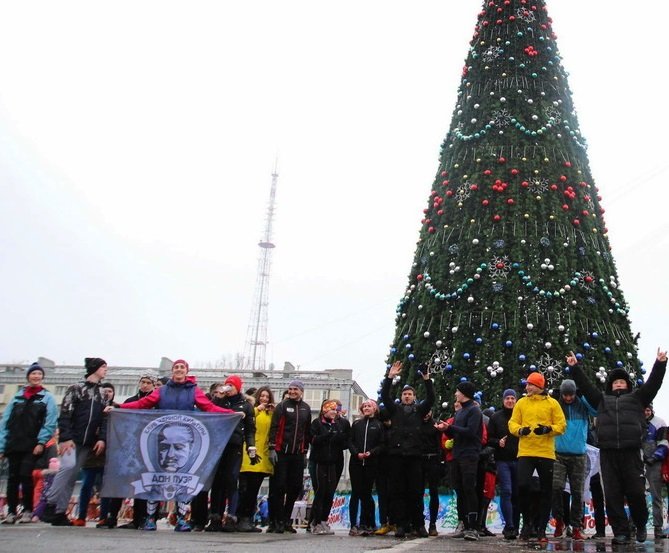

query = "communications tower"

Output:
[[242, 163, 278, 372]]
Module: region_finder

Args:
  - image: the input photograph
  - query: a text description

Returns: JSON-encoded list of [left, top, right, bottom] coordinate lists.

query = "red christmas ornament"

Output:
[[428, 226, 435, 234], [511, 168, 519, 176], [561, 204, 569, 211], [507, 198, 515, 205], [550, 184, 558, 191], [442, 180, 450, 186], [417, 274, 424, 281], [498, 156, 506, 164], [493, 214, 501, 222], [572, 219, 580, 226], [483, 169, 492, 176], [564, 161, 572, 168], [482, 199, 489, 206], [437, 209, 444, 216]]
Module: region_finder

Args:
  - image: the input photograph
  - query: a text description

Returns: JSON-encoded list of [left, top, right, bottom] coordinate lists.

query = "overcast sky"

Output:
[[1, 1, 667, 413]]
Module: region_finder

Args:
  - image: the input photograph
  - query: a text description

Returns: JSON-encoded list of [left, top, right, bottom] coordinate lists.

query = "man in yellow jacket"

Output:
[[508, 371, 566, 542]]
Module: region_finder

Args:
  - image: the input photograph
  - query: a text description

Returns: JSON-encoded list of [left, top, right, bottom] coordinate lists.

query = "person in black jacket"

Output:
[[436, 381, 483, 541], [381, 361, 434, 538], [487, 389, 520, 540], [0, 362, 58, 524], [267, 379, 312, 534], [420, 410, 443, 536], [309, 400, 348, 535], [205, 375, 256, 532], [42, 357, 111, 526], [348, 399, 385, 536], [567, 348, 667, 545]]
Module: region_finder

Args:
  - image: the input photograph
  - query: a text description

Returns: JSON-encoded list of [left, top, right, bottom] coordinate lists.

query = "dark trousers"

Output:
[[589, 473, 606, 535], [496, 459, 519, 531], [269, 452, 305, 525], [210, 444, 243, 518], [452, 454, 480, 529], [311, 462, 339, 524], [349, 460, 378, 528], [387, 455, 424, 530], [190, 490, 209, 526], [600, 448, 647, 537], [422, 455, 442, 525], [237, 471, 269, 519], [517, 456, 554, 535], [6, 451, 36, 514]]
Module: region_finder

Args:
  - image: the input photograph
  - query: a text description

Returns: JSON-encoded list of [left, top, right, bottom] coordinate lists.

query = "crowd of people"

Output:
[[0, 349, 667, 544]]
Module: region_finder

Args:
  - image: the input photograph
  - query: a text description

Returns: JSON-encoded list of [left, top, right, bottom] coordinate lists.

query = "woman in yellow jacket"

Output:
[[508, 371, 566, 542], [236, 386, 275, 532]]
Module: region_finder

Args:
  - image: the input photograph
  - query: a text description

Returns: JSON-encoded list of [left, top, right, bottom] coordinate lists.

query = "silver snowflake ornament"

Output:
[[489, 255, 511, 279], [528, 177, 549, 193], [516, 8, 536, 22], [492, 108, 512, 128], [482, 46, 504, 63], [536, 354, 563, 386], [428, 349, 451, 374], [455, 183, 472, 203]]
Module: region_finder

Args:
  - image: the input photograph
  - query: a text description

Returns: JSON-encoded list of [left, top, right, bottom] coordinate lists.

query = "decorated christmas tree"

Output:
[[385, 0, 641, 407]]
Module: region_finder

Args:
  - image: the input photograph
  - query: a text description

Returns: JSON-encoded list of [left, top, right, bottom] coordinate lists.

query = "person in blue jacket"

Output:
[[550, 379, 596, 541], [0, 362, 58, 524]]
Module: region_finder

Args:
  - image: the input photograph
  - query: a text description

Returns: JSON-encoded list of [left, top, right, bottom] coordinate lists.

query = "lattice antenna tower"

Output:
[[242, 162, 278, 372]]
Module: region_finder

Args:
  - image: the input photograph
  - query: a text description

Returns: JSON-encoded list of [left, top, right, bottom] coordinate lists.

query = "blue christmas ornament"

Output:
[[446, 364, 453, 371], [390, 348, 397, 354], [604, 347, 612, 354], [491, 323, 500, 330], [408, 353, 415, 360], [505, 340, 513, 348], [637, 378, 644, 386], [583, 342, 591, 350], [616, 361, 624, 367], [518, 354, 527, 362], [641, 368, 647, 375], [403, 334, 409, 340], [463, 353, 471, 360], [394, 399, 401, 404], [405, 343, 412, 349], [460, 377, 468, 382], [591, 332, 599, 339], [529, 365, 537, 371], [575, 353, 584, 360], [475, 337, 484, 345]]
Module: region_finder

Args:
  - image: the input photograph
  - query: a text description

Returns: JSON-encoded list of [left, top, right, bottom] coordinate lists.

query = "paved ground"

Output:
[[2, 523, 669, 553]]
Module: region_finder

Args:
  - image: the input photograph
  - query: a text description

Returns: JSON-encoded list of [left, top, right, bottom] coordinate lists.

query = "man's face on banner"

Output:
[[158, 425, 193, 472]]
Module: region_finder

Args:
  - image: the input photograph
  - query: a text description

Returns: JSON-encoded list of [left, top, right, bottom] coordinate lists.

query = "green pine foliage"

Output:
[[384, 0, 641, 409]]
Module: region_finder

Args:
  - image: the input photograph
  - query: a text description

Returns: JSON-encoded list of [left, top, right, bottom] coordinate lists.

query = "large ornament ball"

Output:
[[424, 331, 431, 338], [505, 340, 513, 347], [558, 325, 565, 332], [442, 401, 449, 409], [452, 326, 459, 333], [418, 304, 424, 310], [436, 340, 443, 347], [545, 342, 552, 349], [527, 323, 534, 330], [468, 296, 475, 303], [463, 353, 471, 360], [408, 354, 415, 360]]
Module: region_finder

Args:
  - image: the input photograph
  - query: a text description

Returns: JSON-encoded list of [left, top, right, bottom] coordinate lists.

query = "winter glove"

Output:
[[247, 447, 261, 465], [268, 449, 278, 466], [533, 425, 552, 435], [518, 427, 532, 436]]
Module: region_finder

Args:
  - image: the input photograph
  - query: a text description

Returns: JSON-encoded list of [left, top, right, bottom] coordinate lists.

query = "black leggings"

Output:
[[349, 460, 378, 528], [517, 456, 554, 534], [237, 471, 269, 519]]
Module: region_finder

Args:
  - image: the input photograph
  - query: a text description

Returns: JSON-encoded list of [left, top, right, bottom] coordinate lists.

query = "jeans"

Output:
[[496, 459, 519, 531]]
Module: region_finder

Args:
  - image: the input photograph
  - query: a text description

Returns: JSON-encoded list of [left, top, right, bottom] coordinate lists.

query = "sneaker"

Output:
[[221, 516, 237, 532], [143, 517, 157, 531], [118, 522, 139, 529], [2, 513, 17, 525], [204, 515, 222, 532], [72, 518, 87, 527], [394, 526, 406, 538], [502, 527, 517, 540], [636, 525, 647, 543], [349, 526, 360, 536], [359, 526, 373, 536], [237, 517, 255, 532], [374, 524, 394, 535], [655, 527, 668, 539], [571, 527, 585, 541], [274, 521, 285, 534], [19, 511, 33, 524], [51, 512, 73, 526], [95, 519, 107, 528], [480, 527, 495, 537], [284, 523, 298, 534], [266, 522, 276, 533], [415, 526, 429, 538], [554, 520, 565, 538], [518, 526, 531, 541], [313, 523, 329, 535], [463, 529, 479, 541], [428, 523, 438, 536], [174, 517, 192, 532]]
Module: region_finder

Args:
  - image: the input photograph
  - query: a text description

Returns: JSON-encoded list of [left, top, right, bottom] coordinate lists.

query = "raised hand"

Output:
[[565, 351, 578, 367], [388, 361, 403, 379], [657, 348, 668, 363]]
